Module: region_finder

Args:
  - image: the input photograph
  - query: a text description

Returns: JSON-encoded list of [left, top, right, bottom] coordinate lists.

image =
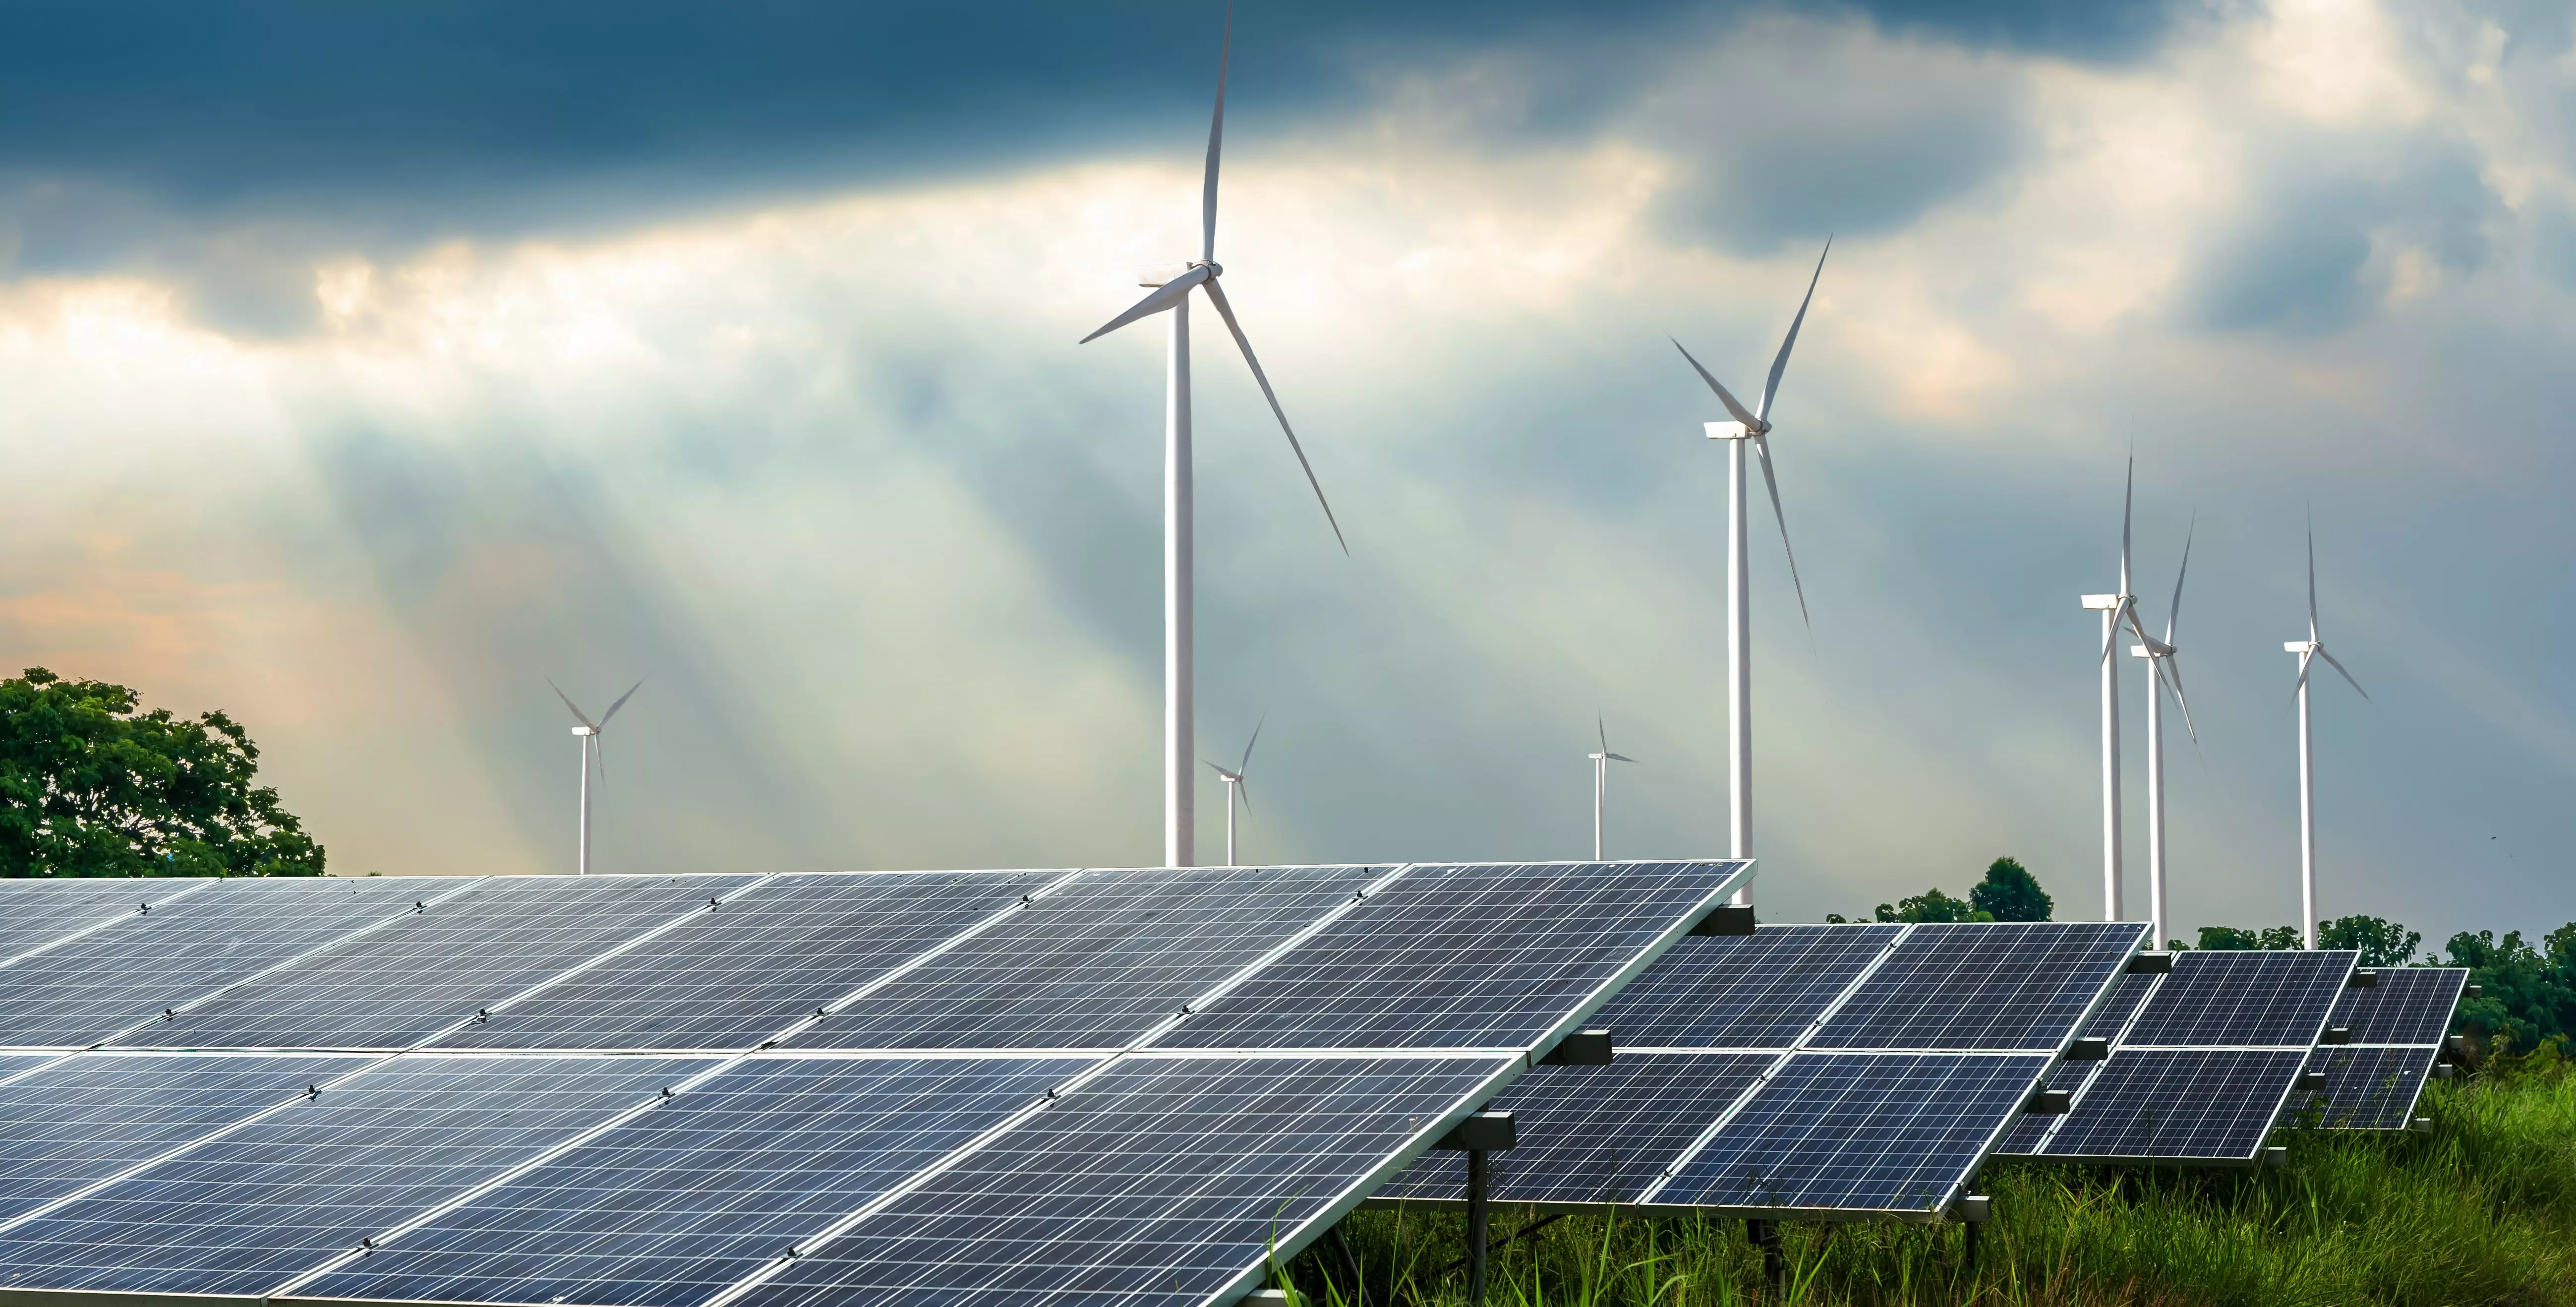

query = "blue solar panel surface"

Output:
[[1382, 1053, 1776, 1205], [299, 1056, 1096, 1307], [1156, 861, 1748, 1051], [2328, 968, 2466, 1046], [1593, 926, 1899, 1047], [728, 1054, 1511, 1307], [125, 877, 758, 1051], [2118, 951, 2353, 1048], [789, 866, 1384, 1051], [2077, 972, 2159, 1041], [2033, 1049, 2308, 1161], [0, 879, 189, 962], [1810, 923, 2144, 1051], [1651, 1053, 2048, 1214], [438, 872, 1058, 1052], [0, 1055, 709, 1296], [2305, 1046, 2431, 1130], [0, 1053, 366, 1222]]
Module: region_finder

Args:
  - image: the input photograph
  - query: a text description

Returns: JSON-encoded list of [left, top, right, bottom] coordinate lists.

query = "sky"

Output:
[[2, 0, 2572, 946]]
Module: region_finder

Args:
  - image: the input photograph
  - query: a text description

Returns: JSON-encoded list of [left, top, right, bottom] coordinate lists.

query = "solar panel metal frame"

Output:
[[1373, 920, 2146, 1223], [2000, 949, 2359, 1167]]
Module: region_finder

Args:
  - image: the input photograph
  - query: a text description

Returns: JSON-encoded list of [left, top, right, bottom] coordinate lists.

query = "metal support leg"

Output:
[[1465, 1150, 1490, 1307], [1963, 1218, 1980, 1270], [1748, 1219, 1785, 1298], [1327, 1225, 1368, 1307]]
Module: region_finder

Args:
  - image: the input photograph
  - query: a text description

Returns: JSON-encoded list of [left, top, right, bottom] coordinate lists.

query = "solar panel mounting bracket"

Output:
[[2347, 969, 2378, 989], [2024, 1087, 2072, 1115], [1435, 1111, 1519, 1152], [2124, 951, 2174, 975], [1538, 1029, 1612, 1067], [2064, 1037, 2109, 1062], [2318, 1026, 2352, 1046], [1951, 1193, 1991, 1223], [1691, 905, 1756, 937]]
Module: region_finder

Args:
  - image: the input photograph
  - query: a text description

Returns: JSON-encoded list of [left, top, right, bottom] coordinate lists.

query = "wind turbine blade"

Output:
[[598, 678, 645, 728], [1236, 777, 1251, 812], [2160, 656, 2199, 743], [1202, 0, 1230, 265], [1753, 434, 1811, 628], [2306, 519, 2321, 642], [2119, 457, 2134, 597], [2294, 646, 2315, 695], [2166, 513, 2194, 645], [2316, 645, 2371, 701], [1202, 277, 1348, 554], [1597, 713, 1609, 758], [1607, 752, 1637, 764], [1239, 711, 1264, 775], [1670, 338, 1761, 430], [1756, 235, 1831, 423], [2100, 596, 2131, 663], [593, 734, 607, 784], [1203, 759, 1229, 775], [546, 678, 597, 730], [1078, 266, 1210, 344]]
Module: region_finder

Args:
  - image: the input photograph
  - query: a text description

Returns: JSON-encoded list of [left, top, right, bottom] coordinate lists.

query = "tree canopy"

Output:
[[1969, 856, 2052, 922], [0, 668, 325, 878]]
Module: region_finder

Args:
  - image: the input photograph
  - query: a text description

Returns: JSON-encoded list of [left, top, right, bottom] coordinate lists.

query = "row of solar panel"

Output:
[[0, 864, 1740, 1055]]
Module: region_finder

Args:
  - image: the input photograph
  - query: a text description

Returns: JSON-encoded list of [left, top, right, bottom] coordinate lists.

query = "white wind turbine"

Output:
[[548, 678, 642, 877], [2129, 517, 2199, 948], [2285, 524, 2368, 949], [1203, 715, 1263, 868], [1586, 714, 1637, 861], [2079, 461, 2156, 922], [1671, 238, 1830, 907], [1080, 4, 1345, 869]]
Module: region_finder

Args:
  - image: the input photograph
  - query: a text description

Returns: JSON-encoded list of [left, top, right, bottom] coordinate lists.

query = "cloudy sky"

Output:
[[3, 0, 2570, 944]]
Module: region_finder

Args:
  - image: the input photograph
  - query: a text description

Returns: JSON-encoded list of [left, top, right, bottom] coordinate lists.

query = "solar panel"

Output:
[[0, 1052, 370, 1221], [2076, 971, 2159, 1040], [2117, 950, 2354, 1048], [1649, 1053, 2053, 1216], [0, 879, 202, 965], [2305, 1046, 2433, 1130], [0, 878, 432, 1047], [2028, 1049, 2309, 1162], [437, 871, 1063, 1052], [1808, 923, 2143, 1051], [121, 877, 761, 1051], [294, 1055, 1097, 1307], [722, 1053, 1515, 1307], [0, 1054, 713, 1297], [1593, 926, 1902, 1047], [1155, 861, 1752, 1050], [1380, 1053, 1776, 1205], [787, 866, 1388, 1052], [2329, 967, 2466, 1046]]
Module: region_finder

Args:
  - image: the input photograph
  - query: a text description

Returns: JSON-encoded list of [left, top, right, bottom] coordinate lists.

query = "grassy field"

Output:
[[1294, 1046, 2576, 1307]]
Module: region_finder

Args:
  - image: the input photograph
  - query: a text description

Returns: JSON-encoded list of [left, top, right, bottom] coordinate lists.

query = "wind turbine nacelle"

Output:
[[1704, 421, 1752, 441], [2079, 594, 2124, 611], [2283, 641, 2311, 653], [1137, 264, 1195, 288]]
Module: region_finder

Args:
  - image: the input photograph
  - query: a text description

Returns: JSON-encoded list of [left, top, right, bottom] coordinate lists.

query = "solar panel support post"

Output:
[[1747, 1218, 1786, 1296], [1435, 1112, 1517, 1307]]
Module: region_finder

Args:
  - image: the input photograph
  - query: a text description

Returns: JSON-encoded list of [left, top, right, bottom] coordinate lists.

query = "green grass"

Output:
[[1288, 1049, 2576, 1307]]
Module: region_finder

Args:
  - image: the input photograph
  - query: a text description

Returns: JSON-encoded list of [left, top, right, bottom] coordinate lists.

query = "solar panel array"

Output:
[[1380, 921, 2147, 1221], [0, 860, 1751, 1307], [2306, 967, 2467, 1130], [1994, 948, 2359, 1165]]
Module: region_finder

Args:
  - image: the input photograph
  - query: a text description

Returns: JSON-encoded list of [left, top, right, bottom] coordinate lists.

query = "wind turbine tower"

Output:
[[2285, 525, 2368, 948], [2130, 519, 2198, 948], [2079, 462, 2152, 922], [1203, 715, 1263, 868], [1587, 715, 1637, 861], [1671, 238, 1829, 906], [1081, 4, 1344, 868], [548, 678, 642, 877]]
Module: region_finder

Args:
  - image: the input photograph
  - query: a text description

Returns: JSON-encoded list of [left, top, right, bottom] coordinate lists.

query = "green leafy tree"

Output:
[[0, 668, 325, 878], [1968, 856, 2052, 922], [2194, 925, 2305, 951], [1874, 889, 1991, 923], [2445, 928, 2576, 1051], [2317, 915, 2422, 968]]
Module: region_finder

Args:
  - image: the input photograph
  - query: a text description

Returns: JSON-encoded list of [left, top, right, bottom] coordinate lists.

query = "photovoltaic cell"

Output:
[[728, 1054, 1512, 1307], [1809, 923, 2145, 1051], [1651, 1053, 2049, 1215], [2304, 1046, 2431, 1131], [0, 880, 188, 963], [788, 866, 1384, 1051], [2328, 968, 2466, 1046], [1155, 861, 1750, 1051], [0, 1052, 367, 1220], [0, 1054, 710, 1297], [2077, 972, 2160, 1041], [437, 872, 1060, 1052], [1380, 1053, 1776, 1206], [123, 877, 760, 1051], [2032, 1048, 2308, 1162], [2118, 950, 2354, 1048], [297, 1056, 1097, 1307], [0, 878, 431, 1047], [1591, 926, 1900, 1048]]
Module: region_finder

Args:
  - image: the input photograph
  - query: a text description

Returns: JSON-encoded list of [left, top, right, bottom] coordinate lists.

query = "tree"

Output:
[[2193, 925, 2304, 951], [1874, 889, 1991, 923], [2317, 915, 2422, 968], [2443, 928, 2576, 1051], [0, 668, 324, 878], [1969, 857, 2052, 922]]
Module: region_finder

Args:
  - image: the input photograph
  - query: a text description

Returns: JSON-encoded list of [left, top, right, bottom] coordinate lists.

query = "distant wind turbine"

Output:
[[1203, 715, 1264, 868], [1672, 237, 1830, 907], [2080, 460, 2156, 922], [1587, 714, 1637, 862], [1080, 3, 1345, 869], [2130, 516, 2199, 948], [2285, 523, 2368, 949], [548, 678, 642, 877]]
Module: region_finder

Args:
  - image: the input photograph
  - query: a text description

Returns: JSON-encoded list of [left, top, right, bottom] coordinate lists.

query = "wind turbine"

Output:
[[1586, 714, 1637, 861], [2285, 523, 2367, 949], [2079, 461, 2156, 922], [548, 678, 642, 877], [1203, 715, 1263, 868], [1080, 3, 1344, 869], [2130, 517, 2199, 948], [1671, 237, 1829, 906]]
